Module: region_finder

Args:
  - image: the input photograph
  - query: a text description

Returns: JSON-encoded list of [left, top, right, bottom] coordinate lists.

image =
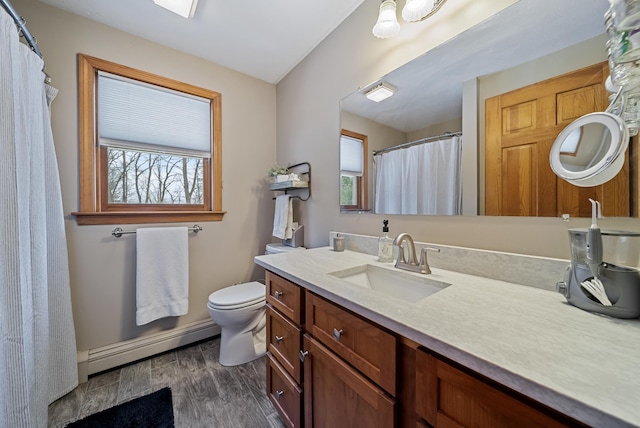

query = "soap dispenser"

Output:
[[378, 219, 394, 263]]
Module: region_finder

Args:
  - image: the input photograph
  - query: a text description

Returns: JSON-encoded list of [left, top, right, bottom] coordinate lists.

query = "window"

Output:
[[340, 129, 368, 210], [73, 54, 224, 225]]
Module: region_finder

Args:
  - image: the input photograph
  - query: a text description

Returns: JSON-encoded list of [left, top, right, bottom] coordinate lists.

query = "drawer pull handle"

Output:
[[275, 335, 284, 344], [275, 390, 284, 400], [299, 350, 309, 362], [332, 328, 344, 341], [274, 291, 284, 299]]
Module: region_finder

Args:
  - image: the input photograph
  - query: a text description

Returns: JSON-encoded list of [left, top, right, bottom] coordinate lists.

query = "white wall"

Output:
[[276, 0, 640, 259], [20, 0, 277, 352]]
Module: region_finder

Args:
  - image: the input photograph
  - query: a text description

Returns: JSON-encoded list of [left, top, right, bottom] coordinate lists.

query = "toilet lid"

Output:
[[208, 281, 265, 308]]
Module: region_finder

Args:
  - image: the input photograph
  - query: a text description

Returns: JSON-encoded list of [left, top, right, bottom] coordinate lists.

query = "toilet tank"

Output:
[[265, 243, 306, 255]]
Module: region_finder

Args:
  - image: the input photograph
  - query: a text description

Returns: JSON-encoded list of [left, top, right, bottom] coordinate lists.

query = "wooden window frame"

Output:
[[72, 54, 225, 225], [340, 129, 368, 211]]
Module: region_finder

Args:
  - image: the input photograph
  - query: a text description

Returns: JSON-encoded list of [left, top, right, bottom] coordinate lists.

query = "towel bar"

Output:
[[111, 224, 203, 238]]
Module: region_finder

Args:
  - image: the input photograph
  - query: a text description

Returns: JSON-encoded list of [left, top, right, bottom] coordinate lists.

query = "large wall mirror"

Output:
[[339, 0, 633, 218]]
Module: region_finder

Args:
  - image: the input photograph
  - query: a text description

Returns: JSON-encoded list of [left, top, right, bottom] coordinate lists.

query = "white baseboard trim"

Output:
[[79, 319, 220, 379]]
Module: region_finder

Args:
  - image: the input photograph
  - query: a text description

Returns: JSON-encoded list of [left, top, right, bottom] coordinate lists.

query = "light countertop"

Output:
[[255, 247, 640, 428]]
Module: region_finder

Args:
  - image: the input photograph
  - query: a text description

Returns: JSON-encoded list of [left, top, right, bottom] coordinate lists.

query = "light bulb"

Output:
[[372, 0, 400, 39], [402, 0, 435, 22]]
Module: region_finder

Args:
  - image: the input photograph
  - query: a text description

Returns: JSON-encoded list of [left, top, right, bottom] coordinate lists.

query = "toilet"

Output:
[[207, 243, 305, 366]]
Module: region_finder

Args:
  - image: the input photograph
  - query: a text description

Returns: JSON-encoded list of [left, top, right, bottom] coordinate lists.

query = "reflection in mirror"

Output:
[[340, 130, 368, 211], [339, 0, 613, 217], [373, 133, 462, 215], [559, 124, 609, 171]]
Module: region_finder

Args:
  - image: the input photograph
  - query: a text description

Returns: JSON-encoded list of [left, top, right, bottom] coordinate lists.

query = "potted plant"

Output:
[[267, 164, 291, 183]]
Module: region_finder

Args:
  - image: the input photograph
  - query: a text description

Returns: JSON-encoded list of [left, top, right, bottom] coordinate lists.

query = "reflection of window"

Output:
[[340, 130, 368, 210], [74, 54, 224, 225], [560, 127, 583, 156]]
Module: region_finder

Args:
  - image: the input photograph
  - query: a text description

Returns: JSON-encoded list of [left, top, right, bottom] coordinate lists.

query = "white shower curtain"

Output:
[[374, 136, 462, 215], [0, 8, 78, 428]]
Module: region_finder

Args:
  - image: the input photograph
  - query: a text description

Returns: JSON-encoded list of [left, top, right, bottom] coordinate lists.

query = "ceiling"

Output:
[[37, 0, 364, 84], [340, 0, 608, 133]]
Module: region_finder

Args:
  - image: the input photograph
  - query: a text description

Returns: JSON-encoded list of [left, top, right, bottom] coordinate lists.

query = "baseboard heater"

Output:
[[77, 319, 220, 382]]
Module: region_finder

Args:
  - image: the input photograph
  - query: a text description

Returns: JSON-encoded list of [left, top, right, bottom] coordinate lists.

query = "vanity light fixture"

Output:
[[373, 0, 448, 39], [153, 0, 198, 18], [372, 0, 401, 39], [365, 83, 395, 102]]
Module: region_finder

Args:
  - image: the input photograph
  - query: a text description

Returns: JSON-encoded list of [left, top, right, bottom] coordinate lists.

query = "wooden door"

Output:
[[485, 62, 630, 217], [302, 334, 395, 428]]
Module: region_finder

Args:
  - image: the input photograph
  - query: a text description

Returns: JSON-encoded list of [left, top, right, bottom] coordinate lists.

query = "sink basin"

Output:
[[329, 264, 450, 302]]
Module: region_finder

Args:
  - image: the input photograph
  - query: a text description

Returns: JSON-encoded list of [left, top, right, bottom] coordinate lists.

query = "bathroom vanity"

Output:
[[255, 240, 640, 428]]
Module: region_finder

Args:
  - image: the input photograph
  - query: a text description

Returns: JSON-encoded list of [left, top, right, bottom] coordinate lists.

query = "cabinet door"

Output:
[[305, 291, 397, 395], [267, 305, 302, 383], [303, 335, 395, 428], [267, 354, 302, 428], [266, 271, 303, 324], [415, 349, 579, 428]]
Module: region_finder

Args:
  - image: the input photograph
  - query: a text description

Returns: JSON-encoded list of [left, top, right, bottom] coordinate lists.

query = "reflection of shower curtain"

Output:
[[374, 136, 462, 215], [1, 8, 78, 427]]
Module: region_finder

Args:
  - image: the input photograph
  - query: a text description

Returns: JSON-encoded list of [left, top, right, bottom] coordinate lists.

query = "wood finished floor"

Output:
[[48, 337, 285, 428]]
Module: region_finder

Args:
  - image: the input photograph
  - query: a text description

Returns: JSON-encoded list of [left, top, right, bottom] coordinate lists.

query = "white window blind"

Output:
[[340, 135, 364, 175], [98, 72, 212, 157]]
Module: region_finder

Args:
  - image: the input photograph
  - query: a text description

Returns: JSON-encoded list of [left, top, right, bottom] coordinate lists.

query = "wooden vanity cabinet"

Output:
[[415, 348, 586, 428], [302, 334, 395, 428], [304, 291, 397, 396], [302, 291, 398, 427], [266, 270, 303, 325], [264, 270, 586, 428], [267, 306, 302, 384], [265, 271, 305, 428], [267, 354, 302, 428]]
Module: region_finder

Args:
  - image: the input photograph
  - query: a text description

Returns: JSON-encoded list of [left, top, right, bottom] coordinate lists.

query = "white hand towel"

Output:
[[272, 195, 293, 239], [136, 227, 189, 326]]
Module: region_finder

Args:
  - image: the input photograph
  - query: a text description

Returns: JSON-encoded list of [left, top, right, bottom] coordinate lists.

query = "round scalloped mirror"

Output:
[[549, 112, 629, 187]]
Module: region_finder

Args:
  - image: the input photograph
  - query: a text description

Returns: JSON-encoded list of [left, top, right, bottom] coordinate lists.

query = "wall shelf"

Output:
[[269, 162, 311, 201]]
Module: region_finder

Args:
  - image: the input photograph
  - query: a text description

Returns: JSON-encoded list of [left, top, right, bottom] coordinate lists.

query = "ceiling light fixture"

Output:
[[365, 83, 395, 102], [373, 0, 448, 39], [372, 0, 401, 39], [153, 0, 199, 18]]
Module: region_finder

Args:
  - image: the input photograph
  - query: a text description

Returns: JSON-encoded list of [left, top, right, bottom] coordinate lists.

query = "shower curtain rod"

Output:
[[1, 0, 42, 58], [373, 131, 462, 156]]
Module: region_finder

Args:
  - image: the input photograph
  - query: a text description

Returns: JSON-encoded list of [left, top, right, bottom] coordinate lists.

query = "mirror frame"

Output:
[[550, 112, 629, 187]]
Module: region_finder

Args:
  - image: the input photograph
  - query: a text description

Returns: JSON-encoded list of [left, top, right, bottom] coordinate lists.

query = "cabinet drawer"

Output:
[[267, 354, 303, 428], [415, 349, 581, 428], [303, 334, 395, 428], [266, 271, 303, 325], [267, 305, 302, 384], [305, 291, 397, 396]]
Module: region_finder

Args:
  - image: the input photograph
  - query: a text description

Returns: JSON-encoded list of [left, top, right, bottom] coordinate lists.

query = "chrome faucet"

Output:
[[392, 233, 440, 274]]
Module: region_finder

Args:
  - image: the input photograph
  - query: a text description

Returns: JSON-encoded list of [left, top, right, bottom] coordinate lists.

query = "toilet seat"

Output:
[[208, 281, 265, 310]]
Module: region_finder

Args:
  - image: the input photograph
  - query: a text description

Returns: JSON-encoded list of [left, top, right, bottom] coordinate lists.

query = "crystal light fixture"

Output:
[[153, 0, 199, 18], [372, 0, 401, 39], [373, 0, 448, 39]]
